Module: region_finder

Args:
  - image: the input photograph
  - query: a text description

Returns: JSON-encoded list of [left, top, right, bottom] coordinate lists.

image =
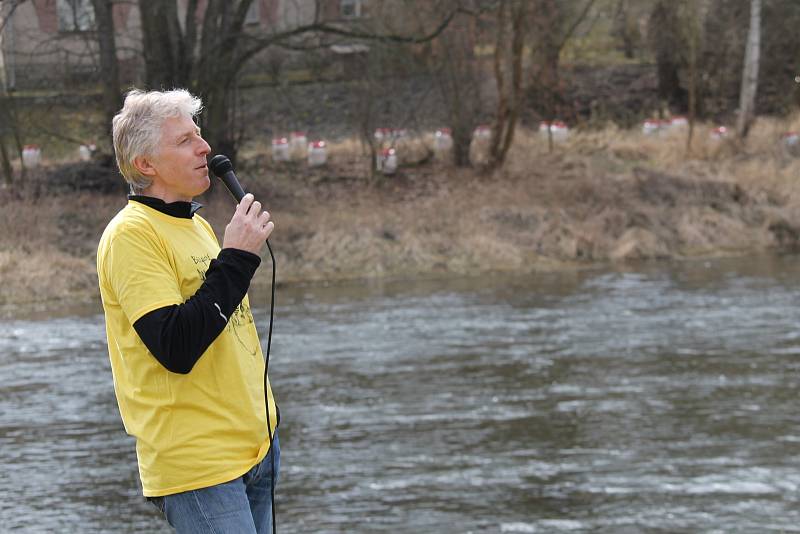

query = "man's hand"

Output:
[[222, 193, 274, 254]]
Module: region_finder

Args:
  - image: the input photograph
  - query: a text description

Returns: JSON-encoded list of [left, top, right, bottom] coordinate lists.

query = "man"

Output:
[[96, 88, 279, 533]]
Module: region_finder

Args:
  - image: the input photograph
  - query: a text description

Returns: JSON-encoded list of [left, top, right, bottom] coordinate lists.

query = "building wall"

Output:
[[1, 0, 144, 89], [0, 0, 405, 90]]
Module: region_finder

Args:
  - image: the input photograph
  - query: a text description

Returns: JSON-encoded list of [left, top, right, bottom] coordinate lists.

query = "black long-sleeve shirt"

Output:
[[129, 195, 260, 374]]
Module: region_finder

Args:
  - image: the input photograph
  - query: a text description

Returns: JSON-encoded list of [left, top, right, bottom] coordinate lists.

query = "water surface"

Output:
[[2, 255, 800, 532]]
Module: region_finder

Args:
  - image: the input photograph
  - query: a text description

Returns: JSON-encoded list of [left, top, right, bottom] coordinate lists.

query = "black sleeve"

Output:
[[132, 248, 261, 374]]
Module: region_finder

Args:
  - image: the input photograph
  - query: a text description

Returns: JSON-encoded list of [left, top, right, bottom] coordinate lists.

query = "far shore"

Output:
[[3, 121, 800, 316]]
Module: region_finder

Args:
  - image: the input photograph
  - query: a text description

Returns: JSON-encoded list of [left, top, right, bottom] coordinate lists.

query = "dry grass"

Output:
[[0, 247, 97, 305], [504, 114, 800, 200], [5, 113, 800, 308], [0, 188, 125, 305]]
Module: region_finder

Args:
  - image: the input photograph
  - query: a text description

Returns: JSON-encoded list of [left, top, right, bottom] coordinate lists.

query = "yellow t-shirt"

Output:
[[96, 200, 277, 497]]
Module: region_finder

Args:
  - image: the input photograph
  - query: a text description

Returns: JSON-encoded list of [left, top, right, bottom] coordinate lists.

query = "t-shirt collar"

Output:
[[128, 195, 203, 219]]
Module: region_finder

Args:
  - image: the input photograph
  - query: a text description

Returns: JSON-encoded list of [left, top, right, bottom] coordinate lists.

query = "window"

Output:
[[245, 1, 260, 25], [340, 0, 364, 19], [57, 0, 94, 32]]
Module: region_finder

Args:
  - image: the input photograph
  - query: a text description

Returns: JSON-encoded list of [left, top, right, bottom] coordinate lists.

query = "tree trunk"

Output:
[[427, 7, 480, 168], [528, 0, 564, 145], [489, 0, 525, 170], [536, 37, 562, 154], [138, 0, 249, 161], [0, 94, 12, 184], [686, 0, 698, 154], [3, 94, 24, 179], [737, 0, 761, 139], [202, 83, 237, 161], [139, 0, 185, 88], [90, 0, 121, 147], [613, 0, 637, 59], [194, 1, 252, 163], [444, 52, 474, 168], [0, 139, 12, 185], [649, 1, 688, 111], [490, 0, 509, 167], [452, 122, 472, 168]]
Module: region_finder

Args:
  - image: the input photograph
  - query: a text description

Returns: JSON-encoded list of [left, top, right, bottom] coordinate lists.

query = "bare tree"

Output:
[[488, 0, 525, 170], [612, 0, 640, 60], [138, 0, 191, 89], [137, 0, 461, 163], [0, 97, 14, 184], [0, 0, 22, 183], [648, 0, 688, 113], [90, 0, 121, 144], [527, 0, 596, 152], [0, 0, 24, 34], [0, 90, 25, 184], [736, 0, 761, 139], [685, 0, 699, 154], [427, 9, 484, 167], [0, 0, 120, 166]]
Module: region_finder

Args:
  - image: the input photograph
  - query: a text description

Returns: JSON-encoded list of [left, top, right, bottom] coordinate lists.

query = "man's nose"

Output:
[[197, 137, 211, 155]]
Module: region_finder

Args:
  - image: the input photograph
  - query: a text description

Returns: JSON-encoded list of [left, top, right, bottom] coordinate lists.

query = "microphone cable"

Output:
[[209, 154, 278, 532], [263, 239, 278, 534]]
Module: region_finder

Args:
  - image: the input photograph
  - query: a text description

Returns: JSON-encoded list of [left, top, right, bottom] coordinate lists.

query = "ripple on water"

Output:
[[4, 258, 800, 531]]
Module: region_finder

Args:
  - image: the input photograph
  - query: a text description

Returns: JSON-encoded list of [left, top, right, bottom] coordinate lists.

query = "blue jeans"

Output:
[[149, 432, 280, 533]]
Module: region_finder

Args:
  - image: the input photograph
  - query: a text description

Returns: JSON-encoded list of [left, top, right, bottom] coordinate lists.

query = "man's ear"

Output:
[[133, 155, 157, 177]]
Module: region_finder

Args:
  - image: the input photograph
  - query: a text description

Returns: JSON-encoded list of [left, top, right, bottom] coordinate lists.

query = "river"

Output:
[[2, 255, 800, 532]]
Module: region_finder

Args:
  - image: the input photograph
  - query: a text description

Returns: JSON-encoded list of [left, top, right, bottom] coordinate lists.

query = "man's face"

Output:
[[148, 115, 211, 202]]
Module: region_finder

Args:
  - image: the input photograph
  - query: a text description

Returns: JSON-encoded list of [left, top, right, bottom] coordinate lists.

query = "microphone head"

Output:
[[209, 154, 233, 176]]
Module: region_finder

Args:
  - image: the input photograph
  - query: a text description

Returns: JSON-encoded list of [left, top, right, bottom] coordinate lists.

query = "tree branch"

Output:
[[232, 7, 465, 75], [0, 0, 24, 34], [557, 0, 597, 52]]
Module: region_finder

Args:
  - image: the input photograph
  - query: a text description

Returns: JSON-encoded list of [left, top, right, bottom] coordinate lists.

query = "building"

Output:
[[0, 0, 375, 91], [1, 0, 142, 90]]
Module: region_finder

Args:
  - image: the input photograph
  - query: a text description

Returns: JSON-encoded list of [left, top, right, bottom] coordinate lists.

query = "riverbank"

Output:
[[3, 118, 800, 310]]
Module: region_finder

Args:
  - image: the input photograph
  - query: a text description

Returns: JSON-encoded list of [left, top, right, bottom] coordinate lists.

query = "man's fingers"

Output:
[[237, 193, 255, 214], [232, 194, 273, 239]]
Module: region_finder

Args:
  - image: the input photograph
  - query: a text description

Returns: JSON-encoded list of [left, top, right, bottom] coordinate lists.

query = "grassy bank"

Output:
[[3, 115, 800, 309]]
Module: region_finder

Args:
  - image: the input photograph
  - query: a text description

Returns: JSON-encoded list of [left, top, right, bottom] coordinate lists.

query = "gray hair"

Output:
[[112, 89, 203, 194]]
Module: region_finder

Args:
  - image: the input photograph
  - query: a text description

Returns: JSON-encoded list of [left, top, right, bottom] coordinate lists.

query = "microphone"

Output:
[[209, 154, 246, 202]]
